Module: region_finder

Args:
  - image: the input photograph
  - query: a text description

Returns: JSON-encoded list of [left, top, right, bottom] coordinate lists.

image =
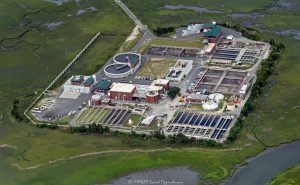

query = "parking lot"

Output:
[[34, 93, 91, 122], [165, 111, 234, 141]]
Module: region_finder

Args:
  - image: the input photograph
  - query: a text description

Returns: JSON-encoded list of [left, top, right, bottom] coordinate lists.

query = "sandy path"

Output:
[[11, 147, 242, 170]]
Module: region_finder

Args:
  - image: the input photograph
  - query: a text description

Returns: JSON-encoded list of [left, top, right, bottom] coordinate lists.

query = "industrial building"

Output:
[[202, 23, 223, 43], [201, 43, 216, 56], [151, 79, 170, 90], [133, 84, 163, 103], [145, 91, 160, 103], [63, 75, 96, 94], [109, 83, 136, 101], [104, 52, 141, 78], [186, 94, 208, 104], [182, 24, 203, 36], [93, 79, 111, 94], [166, 60, 193, 81], [108, 82, 164, 103], [91, 94, 102, 106]]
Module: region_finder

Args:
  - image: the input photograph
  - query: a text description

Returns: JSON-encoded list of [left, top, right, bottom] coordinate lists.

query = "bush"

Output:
[[153, 26, 175, 36], [36, 123, 58, 130], [168, 86, 181, 99]]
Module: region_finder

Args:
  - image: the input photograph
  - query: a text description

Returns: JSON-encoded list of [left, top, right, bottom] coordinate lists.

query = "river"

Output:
[[99, 166, 200, 185], [99, 141, 300, 185], [225, 140, 300, 185]]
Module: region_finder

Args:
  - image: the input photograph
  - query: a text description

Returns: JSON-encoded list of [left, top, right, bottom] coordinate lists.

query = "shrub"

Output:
[[168, 86, 181, 99]]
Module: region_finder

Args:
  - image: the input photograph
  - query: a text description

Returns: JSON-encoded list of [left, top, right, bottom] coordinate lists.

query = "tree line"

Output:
[[37, 122, 221, 148]]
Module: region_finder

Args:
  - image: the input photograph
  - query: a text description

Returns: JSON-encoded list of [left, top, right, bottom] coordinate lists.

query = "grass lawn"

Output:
[[138, 118, 162, 131], [77, 108, 94, 123], [137, 58, 176, 78], [187, 104, 205, 111], [123, 114, 143, 128], [268, 163, 300, 185], [95, 109, 111, 124], [53, 115, 73, 125], [151, 38, 204, 48], [121, 103, 135, 109], [85, 108, 99, 123], [138, 38, 204, 54]]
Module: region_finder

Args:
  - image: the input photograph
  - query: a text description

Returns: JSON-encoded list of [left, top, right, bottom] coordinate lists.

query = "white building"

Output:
[[166, 60, 193, 81], [63, 75, 96, 94]]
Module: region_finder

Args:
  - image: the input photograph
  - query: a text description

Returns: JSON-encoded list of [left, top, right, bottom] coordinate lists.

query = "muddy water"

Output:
[[163, 4, 264, 18], [44, 0, 80, 6], [225, 141, 300, 185], [44, 21, 64, 30], [99, 167, 200, 185], [164, 4, 300, 41], [163, 4, 222, 14]]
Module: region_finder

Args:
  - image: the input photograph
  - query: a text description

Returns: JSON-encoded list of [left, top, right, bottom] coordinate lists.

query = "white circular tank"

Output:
[[202, 101, 218, 110], [227, 102, 235, 111], [208, 93, 224, 103]]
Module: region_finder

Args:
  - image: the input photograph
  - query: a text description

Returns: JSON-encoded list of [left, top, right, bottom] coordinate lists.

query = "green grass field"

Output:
[[123, 114, 143, 128], [137, 58, 176, 78], [137, 118, 162, 131], [138, 38, 204, 54], [1, 0, 300, 184], [151, 38, 204, 48], [269, 163, 300, 185], [0, 0, 134, 122], [77, 108, 94, 123], [76, 108, 115, 125], [0, 144, 263, 185], [94, 108, 111, 124]]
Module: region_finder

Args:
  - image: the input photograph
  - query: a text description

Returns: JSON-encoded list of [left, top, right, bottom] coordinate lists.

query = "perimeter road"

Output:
[[114, 0, 154, 37]]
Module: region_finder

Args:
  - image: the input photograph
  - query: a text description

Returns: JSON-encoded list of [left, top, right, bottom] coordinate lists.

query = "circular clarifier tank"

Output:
[[202, 101, 218, 111], [113, 52, 141, 67], [104, 63, 132, 78]]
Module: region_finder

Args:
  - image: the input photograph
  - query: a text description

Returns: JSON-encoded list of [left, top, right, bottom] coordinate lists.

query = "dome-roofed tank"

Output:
[[208, 93, 224, 103], [202, 101, 218, 110]]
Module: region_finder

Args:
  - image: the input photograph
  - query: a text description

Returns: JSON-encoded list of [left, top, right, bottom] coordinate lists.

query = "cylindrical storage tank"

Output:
[[113, 52, 141, 66], [91, 94, 102, 106], [227, 102, 235, 111], [202, 101, 218, 111], [146, 92, 160, 103], [208, 93, 224, 103], [104, 64, 132, 78]]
